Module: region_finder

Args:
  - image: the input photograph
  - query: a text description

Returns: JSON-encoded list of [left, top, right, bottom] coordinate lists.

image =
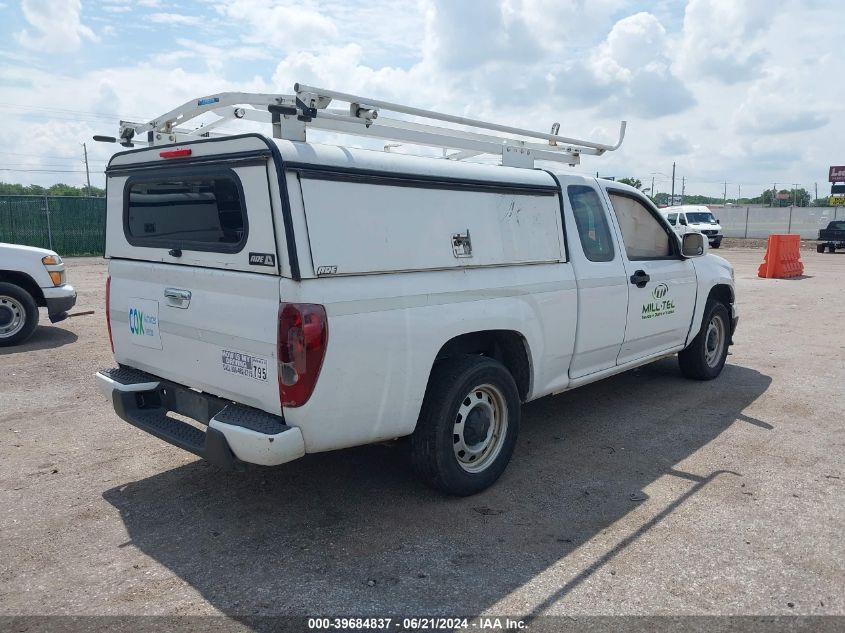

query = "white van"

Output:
[[94, 85, 737, 495], [660, 205, 723, 248]]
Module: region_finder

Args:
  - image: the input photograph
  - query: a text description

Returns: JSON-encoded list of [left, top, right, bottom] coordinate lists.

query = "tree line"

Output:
[[0, 182, 106, 197], [616, 178, 828, 207]]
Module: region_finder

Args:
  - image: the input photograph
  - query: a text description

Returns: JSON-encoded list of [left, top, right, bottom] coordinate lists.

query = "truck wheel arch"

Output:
[[431, 330, 532, 402], [0, 270, 45, 307], [708, 283, 733, 308]]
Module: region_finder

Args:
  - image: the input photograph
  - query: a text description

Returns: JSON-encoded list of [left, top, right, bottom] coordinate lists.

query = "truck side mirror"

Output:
[[681, 232, 705, 257], [679, 217, 687, 226]]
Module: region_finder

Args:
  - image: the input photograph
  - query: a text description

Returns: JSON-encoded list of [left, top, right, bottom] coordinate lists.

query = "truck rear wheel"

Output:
[[410, 354, 520, 496], [0, 282, 39, 347], [678, 301, 730, 380], [817, 243, 826, 253], [829, 245, 836, 253]]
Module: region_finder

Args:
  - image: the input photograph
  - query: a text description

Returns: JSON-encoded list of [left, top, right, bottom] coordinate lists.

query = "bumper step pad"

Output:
[[99, 366, 160, 386], [213, 405, 289, 435]]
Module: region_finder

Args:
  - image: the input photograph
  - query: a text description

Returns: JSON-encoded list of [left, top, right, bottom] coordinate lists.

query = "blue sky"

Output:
[[0, 0, 841, 199]]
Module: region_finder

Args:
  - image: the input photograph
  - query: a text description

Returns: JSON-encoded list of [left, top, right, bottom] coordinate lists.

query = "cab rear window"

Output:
[[123, 168, 248, 253]]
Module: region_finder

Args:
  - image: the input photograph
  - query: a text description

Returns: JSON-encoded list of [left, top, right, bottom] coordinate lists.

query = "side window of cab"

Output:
[[667, 213, 678, 226], [607, 192, 676, 260], [566, 185, 616, 262]]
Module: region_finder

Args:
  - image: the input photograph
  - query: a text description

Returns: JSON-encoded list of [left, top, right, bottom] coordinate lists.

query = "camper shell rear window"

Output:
[[123, 167, 248, 253]]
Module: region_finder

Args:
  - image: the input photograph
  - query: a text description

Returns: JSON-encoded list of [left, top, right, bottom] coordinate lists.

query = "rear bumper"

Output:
[[42, 284, 76, 323], [95, 367, 305, 469]]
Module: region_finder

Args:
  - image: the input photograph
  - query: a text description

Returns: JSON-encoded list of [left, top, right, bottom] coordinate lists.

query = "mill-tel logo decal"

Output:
[[642, 283, 675, 319]]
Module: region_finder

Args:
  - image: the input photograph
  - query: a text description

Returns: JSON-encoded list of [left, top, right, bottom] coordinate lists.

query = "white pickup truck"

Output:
[[95, 87, 737, 495], [0, 242, 77, 346]]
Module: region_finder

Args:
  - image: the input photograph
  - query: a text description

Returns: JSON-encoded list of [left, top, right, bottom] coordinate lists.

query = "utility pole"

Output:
[[772, 183, 777, 207], [671, 162, 676, 205], [738, 184, 741, 203], [815, 182, 818, 206], [681, 176, 685, 204], [651, 176, 655, 201], [82, 142, 92, 197], [723, 181, 727, 206], [792, 183, 799, 207]]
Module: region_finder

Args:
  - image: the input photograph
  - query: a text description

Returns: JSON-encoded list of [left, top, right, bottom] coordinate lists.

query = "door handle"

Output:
[[164, 288, 192, 308], [630, 270, 650, 288]]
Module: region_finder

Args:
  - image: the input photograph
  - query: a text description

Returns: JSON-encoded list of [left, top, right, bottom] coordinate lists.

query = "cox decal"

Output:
[[128, 307, 145, 335]]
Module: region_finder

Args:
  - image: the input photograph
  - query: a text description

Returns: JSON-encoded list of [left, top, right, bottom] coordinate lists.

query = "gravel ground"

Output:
[[1, 248, 843, 623]]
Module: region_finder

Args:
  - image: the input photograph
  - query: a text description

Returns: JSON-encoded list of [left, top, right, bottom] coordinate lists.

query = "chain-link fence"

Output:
[[0, 195, 106, 256]]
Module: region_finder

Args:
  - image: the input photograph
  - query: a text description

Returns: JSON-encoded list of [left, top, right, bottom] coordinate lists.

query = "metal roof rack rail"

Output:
[[95, 83, 626, 169]]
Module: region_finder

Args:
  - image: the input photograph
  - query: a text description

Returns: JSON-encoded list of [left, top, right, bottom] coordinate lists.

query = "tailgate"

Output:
[[106, 137, 284, 414]]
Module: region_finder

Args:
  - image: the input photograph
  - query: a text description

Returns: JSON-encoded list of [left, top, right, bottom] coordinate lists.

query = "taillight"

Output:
[[106, 276, 114, 353], [277, 303, 328, 407]]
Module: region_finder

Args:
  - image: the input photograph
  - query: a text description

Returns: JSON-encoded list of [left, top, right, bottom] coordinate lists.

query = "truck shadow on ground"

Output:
[[0, 325, 77, 355], [103, 359, 771, 620]]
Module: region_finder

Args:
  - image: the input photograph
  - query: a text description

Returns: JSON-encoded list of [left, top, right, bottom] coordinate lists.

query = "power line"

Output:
[[0, 168, 93, 173], [0, 102, 142, 120]]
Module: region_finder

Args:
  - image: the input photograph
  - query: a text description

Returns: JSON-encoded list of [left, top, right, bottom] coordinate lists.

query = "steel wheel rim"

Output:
[[704, 313, 726, 368], [0, 295, 26, 339], [453, 383, 508, 473]]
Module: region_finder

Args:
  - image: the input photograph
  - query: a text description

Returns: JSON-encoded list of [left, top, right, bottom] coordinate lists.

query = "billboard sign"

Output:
[[829, 165, 845, 182]]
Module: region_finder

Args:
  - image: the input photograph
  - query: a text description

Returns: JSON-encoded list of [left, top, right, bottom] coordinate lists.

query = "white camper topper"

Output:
[[95, 85, 737, 495]]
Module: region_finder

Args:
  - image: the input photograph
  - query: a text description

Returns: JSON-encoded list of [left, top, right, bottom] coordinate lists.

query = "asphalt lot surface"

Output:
[[1, 249, 843, 621]]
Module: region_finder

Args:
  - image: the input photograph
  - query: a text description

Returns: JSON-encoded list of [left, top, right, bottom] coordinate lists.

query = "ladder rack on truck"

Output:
[[94, 82, 626, 169]]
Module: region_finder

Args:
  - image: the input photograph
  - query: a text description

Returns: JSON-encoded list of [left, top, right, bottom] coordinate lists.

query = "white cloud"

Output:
[[216, 0, 337, 49], [734, 69, 830, 135], [102, 4, 132, 13], [15, 0, 98, 53], [584, 12, 695, 117], [423, 0, 542, 70], [676, 0, 773, 84], [148, 12, 202, 26], [658, 133, 693, 155]]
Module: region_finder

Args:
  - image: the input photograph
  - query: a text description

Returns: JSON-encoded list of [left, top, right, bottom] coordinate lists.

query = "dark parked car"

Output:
[[816, 220, 845, 253]]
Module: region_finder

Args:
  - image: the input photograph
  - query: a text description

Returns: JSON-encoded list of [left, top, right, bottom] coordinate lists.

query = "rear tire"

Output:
[[711, 240, 721, 249], [410, 354, 520, 496], [817, 243, 826, 253], [678, 301, 730, 380], [829, 245, 836, 253], [0, 282, 39, 347]]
